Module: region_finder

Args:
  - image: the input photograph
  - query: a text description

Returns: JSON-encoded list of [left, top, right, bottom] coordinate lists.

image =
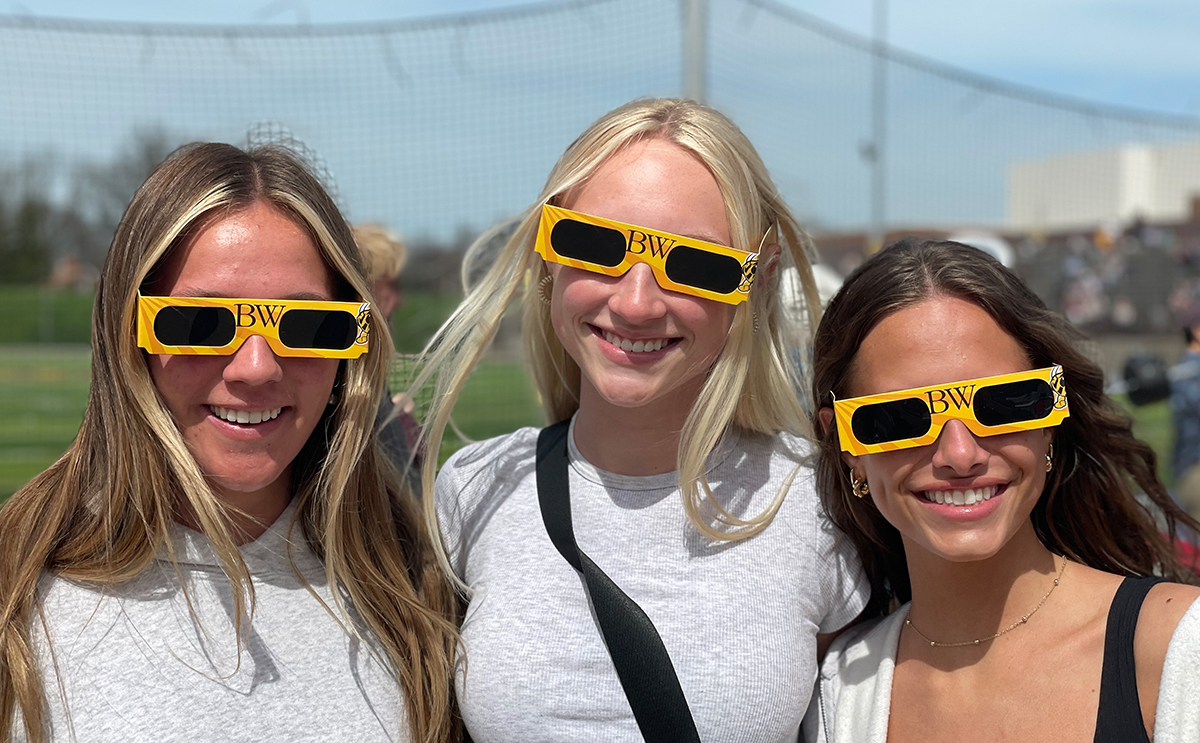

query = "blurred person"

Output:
[[0, 144, 458, 742], [805, 239, 1200, 743], [416, 98, 868, 741], [354, 223, 424, 495], [1171, 303, 1200, 523]]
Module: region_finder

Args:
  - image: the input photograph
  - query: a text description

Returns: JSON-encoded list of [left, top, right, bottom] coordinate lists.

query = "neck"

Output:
[[903, 523, 1060, 644], [176, 471, 292, 545], [571, 381, 703, 476]]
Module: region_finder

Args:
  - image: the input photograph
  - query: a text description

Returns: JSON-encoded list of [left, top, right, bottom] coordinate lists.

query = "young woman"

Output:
[[0, 144, 458, 742], [418, 98, 869, 741], [805, 238, 1200, 743]]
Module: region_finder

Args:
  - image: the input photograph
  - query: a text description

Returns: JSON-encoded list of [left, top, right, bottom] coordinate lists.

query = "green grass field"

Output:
[[0, 286, 1180, 500], [0, 345, 545, 499], [0, 338, 1176, 501]]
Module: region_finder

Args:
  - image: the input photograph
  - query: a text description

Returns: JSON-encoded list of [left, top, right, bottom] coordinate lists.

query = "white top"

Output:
[[26, 503, 410, 742], [436, 421, 869, 742], [803, 596, 1200, 743]]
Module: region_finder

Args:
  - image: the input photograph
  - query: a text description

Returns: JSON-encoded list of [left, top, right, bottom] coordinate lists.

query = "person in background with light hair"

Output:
[[417, 98, 868, 740], [354, 223, 424, 496], [0, 143, 458, 742]]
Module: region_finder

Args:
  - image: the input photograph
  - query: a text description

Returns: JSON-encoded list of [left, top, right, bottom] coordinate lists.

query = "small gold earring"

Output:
[[1046, 443, 1054, 473], [850, 471, 870, 498], [538, 274, 554, 305]]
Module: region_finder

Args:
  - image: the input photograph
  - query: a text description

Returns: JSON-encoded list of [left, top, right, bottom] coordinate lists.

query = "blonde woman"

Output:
[[420, 98, 868, 741], [0, 144, 458, 742]]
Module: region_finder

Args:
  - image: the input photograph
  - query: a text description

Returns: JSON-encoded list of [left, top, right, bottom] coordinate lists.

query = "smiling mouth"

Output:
[[920, 484, 1000, 506], [209, 405, 283, 425], [599, 328, 678, 353]]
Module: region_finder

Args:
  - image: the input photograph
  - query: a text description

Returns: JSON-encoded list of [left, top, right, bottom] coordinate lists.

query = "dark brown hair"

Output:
[[813, 238, 1200, 619]]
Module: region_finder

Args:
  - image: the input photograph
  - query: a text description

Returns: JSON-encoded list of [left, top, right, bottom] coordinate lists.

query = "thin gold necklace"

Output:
[[905, 557, 1068, 648]]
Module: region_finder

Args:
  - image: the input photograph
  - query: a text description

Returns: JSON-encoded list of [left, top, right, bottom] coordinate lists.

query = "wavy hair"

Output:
[[812, 238, 1200, 619], [415, 98, 823, 568], [0, 143, 458, 742]]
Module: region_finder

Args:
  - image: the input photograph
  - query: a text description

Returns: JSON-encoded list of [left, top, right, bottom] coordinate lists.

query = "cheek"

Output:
[[146, 355, 225, 412], [861, 450, 924, 507], [677, 300, 734, 359], [287, 358, 340, 403]]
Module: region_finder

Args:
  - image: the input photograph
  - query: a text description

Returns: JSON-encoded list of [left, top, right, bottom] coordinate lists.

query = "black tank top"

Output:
[[1093, 575, 1163, 743]]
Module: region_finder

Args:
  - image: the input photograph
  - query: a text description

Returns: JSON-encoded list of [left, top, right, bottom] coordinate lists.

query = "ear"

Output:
[[817, 406, 835, 435], [762, 243, 783, 282]]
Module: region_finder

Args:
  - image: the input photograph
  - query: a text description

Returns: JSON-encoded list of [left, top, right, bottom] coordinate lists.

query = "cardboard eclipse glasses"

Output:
[[833, 365, 1069, 456], [535, 204, 762, 305], [136, 294, 370, 359]]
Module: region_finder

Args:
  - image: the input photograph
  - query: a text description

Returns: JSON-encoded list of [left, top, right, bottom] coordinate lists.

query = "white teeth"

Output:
[[603, 330, 669, 353], [922, 485, 999, 507], [210, 405, 282, 425]]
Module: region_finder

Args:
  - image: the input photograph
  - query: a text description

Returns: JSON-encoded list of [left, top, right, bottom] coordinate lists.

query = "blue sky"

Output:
[[7, 0, 1198, 116], [2, 0, 1197, 241]]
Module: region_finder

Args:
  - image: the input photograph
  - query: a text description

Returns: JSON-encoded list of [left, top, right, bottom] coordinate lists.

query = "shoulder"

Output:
[[717, 429, 816, 492], [436, 427, 540, 494], [1137, 581, 1200, 668], [821, 608, 906, 679], [434, 427, 542, 572], [1147, 583, 1200, 740]]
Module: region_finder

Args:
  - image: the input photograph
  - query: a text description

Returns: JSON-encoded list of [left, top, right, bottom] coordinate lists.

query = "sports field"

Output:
[[0, 286, 1178, 502], [1, 341, 1177, 501], [0, 344, 544, 499]]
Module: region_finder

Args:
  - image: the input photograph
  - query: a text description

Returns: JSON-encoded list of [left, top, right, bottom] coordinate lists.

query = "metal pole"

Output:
[[869, 0, 887, 253], [682, 0, 707, 103]]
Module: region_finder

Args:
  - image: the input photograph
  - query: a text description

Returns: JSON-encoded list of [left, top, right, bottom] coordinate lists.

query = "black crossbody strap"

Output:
[[535, 422, 701, 743]]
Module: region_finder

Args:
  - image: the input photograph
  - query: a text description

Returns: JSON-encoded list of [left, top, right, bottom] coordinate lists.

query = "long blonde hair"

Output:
[[418, 98, 822, 564], [0, 143, 458, 743]]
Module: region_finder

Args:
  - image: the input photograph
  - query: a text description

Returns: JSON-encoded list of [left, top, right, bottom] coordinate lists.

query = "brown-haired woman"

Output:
[[803, 239, 1200, 743], [0, 143, 458, 742]]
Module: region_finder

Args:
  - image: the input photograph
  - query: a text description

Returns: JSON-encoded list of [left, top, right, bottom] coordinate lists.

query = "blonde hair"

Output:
[[417, 98, 822, 569], [0, 144, 458, 743], [353, 223, 408, 283]]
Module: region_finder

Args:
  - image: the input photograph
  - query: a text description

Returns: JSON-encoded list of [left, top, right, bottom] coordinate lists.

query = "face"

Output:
[[549, 138, 736, 413], [838, 295, 1053, 563], [373, 277, 401, 322], [146, 200, 340, 504]]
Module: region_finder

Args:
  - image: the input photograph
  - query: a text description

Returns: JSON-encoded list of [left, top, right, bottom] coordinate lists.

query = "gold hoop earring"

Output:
[[1046, 443, 1054, 473], [538, 274, 554, 305], [850, 471, 870, 499]]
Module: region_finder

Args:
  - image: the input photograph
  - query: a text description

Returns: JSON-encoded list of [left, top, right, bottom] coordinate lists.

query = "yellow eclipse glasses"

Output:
[[833, 365, 1069, 456], [535, 204, 761, 305], [136, 294, 370, 359]]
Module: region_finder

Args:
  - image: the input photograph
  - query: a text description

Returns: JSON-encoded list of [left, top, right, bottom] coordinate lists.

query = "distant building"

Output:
[[1008, 140, 1200, 232]]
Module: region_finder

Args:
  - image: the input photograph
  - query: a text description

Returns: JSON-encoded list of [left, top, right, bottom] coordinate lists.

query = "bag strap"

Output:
[[536, 421, 701, 743]]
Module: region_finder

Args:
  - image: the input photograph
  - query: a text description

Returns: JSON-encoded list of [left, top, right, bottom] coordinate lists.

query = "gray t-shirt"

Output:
[[27, 503, 409, 742], [436, 422, 869, 742]]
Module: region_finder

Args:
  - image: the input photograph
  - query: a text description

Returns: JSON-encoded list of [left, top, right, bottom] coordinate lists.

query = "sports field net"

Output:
[[2, 0, 1198, 493]]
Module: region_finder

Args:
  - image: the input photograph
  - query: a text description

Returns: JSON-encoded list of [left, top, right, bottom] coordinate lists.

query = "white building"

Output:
[[1008, 140, 1200, 231]]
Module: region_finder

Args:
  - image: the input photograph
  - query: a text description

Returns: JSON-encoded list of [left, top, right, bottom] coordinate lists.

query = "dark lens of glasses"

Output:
[[278, 309, 356, 350], [974, 379, 1055, 426], [550, 219, 627, 267], [664, 245, 743, 294], [851, 398, 932, 445], [154, 306, 236, 347]]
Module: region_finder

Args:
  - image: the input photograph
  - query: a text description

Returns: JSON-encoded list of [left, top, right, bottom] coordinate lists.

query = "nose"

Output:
[[222, 335, 284, 386], [930, 419, 989, 476], [608, 263, 667, 324]]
